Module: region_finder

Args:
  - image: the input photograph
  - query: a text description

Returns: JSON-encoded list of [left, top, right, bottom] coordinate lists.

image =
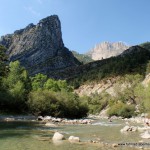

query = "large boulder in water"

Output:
[[52, 132, 65, 141], [68, 136, 80, 142]]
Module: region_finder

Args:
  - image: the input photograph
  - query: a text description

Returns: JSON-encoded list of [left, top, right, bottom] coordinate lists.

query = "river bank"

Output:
[[0, 114, 150, 149]]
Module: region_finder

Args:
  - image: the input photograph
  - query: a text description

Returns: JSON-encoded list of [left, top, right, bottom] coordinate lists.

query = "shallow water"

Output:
[[0, 119, 149, 150]]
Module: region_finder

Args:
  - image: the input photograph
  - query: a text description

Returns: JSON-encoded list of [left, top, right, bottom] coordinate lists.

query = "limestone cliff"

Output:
[[86, 41, 129, 60], [0, 15, 80, 77]]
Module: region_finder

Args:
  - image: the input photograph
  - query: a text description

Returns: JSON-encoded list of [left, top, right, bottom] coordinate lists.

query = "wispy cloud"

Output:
[[24, 6, 41, 17]]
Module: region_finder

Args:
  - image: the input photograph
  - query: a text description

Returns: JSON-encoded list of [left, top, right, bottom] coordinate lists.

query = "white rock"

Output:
[[37, 116, 43, 121], [52, 118, 62, 122], [120, 126, 130, 132], [43, 116, 52, 121], [52, 132, 64, 141], [131, 126, 137, 132], [141, 131, 150, 139], [45, 122, 57, 127], [68, 136, 80, 142], [4, 118, 15, 121], [120, 125, 138, 133]]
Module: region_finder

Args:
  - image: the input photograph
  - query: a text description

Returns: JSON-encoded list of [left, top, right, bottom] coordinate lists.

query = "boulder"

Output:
[[43, 116, 52, 121], [131, 126, 138, 132], [141, 131, 150, 139], [37, 116, 43, 121], [120, 126, 130, 132], [4, 118, 15, 121], [52, 132, 65, 141], [112, 143, 118, 147], [68, 136, 80, 142], [52, 118, 62, 122], [45, 122, 57, 127], [120, 126, 137, 133]]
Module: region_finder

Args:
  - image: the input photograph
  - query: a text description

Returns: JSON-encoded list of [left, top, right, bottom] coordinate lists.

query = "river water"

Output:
[[0, 118, 149, 150]]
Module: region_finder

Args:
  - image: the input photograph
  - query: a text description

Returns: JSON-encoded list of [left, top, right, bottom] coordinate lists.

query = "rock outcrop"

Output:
[[0, 15, 80, 78], [86, 41, 129, 60], [142, 73, 150, 87]]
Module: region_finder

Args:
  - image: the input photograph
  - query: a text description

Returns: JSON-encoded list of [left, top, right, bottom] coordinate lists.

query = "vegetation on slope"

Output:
[[81, 74, 150, 118], [68, 46, 150, 88], [1, 44, 150, 118], [140, 42, 150, 51], [72, 50, 93, 64], [0, 45, 88, 118]]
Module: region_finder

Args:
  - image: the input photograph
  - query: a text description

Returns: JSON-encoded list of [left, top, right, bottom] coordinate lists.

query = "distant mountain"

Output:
[[86, 41, 129, 60], [71, 51, 93, 64], [52, 46, 150, 87], [0, 15, 80, 78]]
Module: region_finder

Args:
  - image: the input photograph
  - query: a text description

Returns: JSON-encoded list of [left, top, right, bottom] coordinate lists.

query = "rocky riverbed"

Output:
[[0, 114, 150, 150]]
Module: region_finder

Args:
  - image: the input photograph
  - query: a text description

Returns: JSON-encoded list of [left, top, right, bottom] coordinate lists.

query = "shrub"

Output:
[[80, 92, 110, 114], [28, 90, 61, 116], [107, 102, 135, 118], [28, 90, 88, 118]]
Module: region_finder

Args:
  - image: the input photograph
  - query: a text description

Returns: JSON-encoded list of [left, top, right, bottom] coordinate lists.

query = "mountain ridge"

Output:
[[0, 15, 80, 77]]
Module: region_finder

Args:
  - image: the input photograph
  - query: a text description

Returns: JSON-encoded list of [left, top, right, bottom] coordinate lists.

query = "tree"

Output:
[[31, 73, 47, 91], [3, 61, 30, 112], [0, 45, 7, 77], [44, 79, 73, 92], [44, 78, 59, 92], [28, 90, 88, 118], [0, 45, 7, 90]]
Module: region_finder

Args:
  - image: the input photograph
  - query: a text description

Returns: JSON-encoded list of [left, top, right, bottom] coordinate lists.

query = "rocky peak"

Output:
[[86, 41, 129, 60], [0, 15, 80, 77]]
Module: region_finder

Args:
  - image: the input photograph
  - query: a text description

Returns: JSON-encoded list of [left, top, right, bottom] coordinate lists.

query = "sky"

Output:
[[0, 0, 150, 54]]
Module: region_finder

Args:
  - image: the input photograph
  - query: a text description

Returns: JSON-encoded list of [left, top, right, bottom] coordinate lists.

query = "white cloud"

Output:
[[24, 6, 41, 17]]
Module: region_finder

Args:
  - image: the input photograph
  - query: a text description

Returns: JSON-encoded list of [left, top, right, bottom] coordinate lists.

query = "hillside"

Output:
[[72, 51, 93, 64], [59, 46, 150, 87], [140, 42, 150, 51], [86, 41, 129, 60]]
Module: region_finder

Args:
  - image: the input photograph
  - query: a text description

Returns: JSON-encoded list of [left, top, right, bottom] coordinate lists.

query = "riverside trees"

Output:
[[0, 56, 88, 118]]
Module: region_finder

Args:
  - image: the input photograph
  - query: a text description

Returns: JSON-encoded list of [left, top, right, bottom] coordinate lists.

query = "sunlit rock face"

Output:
[[0, 15, 80, 78], [86, 41, 129, 60]]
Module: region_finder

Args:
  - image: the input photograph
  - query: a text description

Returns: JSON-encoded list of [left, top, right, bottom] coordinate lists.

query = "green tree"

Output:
[[0, 45, 7, 77], [44, 79, 73, 92], [28, 90, 88, 118], [44, 78, 59, 92], [31, 73, 47, 91], [3, 61, 30, 112]]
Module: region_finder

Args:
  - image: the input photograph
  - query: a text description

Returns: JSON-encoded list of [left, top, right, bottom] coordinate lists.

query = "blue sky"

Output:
[[0, 0, 150, 53]]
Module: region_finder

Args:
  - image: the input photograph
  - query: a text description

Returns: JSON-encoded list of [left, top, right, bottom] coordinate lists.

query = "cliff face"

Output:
[[0, 15, 80, 77], [86, 41, 129, 60]]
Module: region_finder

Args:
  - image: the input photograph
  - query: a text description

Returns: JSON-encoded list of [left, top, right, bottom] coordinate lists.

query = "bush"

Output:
[[28, 90, 88, 118], [28, 90, 61, 116], [107, 102, 135, 118], [81, 92, 110, 114]]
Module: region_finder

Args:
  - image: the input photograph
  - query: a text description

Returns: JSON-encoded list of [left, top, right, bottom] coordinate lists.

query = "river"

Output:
[[0, 118, 149, 150]]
